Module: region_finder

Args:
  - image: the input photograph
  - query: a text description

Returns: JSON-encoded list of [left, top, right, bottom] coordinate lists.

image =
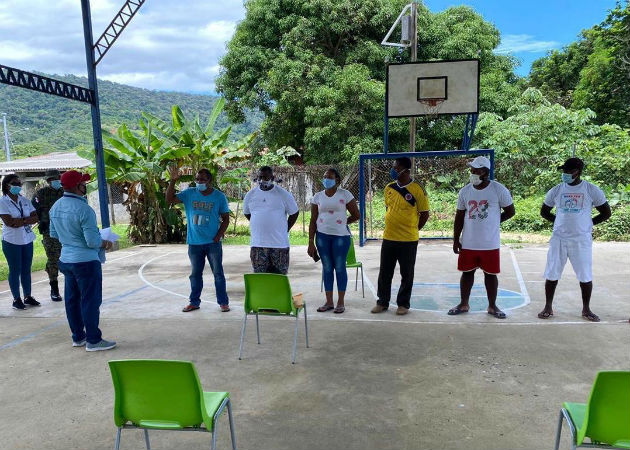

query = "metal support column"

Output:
[[358, 156, 365, 245], [409, 1, 418, 152], [81, 0, 110, 228]]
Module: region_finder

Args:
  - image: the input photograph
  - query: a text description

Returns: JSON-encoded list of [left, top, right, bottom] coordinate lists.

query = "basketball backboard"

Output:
[[386, 59, 480, 117]]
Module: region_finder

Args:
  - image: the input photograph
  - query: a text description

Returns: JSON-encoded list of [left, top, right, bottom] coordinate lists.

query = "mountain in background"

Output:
[[0, 73, 264, 160]]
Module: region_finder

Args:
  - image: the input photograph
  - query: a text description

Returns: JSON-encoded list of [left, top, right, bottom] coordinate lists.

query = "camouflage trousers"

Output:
[[42, 234, 62, 282], [250, 247, 290, 275]]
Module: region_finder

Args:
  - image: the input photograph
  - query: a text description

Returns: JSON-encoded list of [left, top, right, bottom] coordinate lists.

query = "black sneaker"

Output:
[[12, 298, 25, 310], [23, 296, 41, 307], [50, 292, 63, 302]]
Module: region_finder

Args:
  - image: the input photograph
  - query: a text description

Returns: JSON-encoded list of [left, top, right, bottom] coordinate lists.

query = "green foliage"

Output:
[[475, 88, 629, 196], [529, 2, 630, 128], [0, 73, 263, 160], [592, 202, 630, 241], [257, 146, 300, 167], [217, 1, 520, 163]]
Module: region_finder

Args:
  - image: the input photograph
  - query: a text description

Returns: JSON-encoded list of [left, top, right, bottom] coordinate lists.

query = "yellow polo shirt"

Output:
[[383, 181, 430, 242]]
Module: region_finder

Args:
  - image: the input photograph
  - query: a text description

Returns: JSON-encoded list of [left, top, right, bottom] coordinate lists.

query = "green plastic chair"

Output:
[[108, 360, 236, 450], [320, 237, 364, 297], [238, 273, 309, 364], [554, 371, 630, 450]]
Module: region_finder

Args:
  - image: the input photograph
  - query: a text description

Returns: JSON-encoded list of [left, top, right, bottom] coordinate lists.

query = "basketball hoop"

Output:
[[418, 98, 444, 119]]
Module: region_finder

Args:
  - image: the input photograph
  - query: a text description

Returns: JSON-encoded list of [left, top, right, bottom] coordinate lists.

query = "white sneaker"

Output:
[[86, 339, 116, 352], [72, 338, 87, 347]]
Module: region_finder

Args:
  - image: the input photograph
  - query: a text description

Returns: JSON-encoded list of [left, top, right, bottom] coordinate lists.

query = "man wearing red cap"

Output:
[[49, 170, 116, 351], [538, 158, 611, 322]]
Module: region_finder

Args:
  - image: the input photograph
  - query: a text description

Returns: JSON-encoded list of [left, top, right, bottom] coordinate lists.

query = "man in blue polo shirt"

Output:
[[167, 166, 231, 312], [49, 170, 115, 351]]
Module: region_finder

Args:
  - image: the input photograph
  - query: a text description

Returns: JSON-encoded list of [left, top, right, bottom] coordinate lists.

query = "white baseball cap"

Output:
[[467, 156, 491, 169]]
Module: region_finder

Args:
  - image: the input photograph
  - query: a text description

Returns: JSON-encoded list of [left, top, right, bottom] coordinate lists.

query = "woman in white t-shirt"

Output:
[[0, 175, 40, 310], [308, 168, 360, 314]]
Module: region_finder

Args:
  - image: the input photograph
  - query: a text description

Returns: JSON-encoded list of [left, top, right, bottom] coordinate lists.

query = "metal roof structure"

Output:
[[0, 152, 91, 175]]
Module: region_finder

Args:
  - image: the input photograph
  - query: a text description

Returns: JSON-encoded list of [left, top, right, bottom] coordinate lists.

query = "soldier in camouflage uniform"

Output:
[[32, 169, 64, 301]]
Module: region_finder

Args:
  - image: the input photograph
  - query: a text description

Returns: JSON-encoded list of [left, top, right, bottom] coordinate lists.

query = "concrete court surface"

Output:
[[0, 241, 628, 450]]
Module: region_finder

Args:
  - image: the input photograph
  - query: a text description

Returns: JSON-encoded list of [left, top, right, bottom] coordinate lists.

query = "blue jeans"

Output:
[[188, 243, 229, 306], [2, 240, 33, 300], [316, 232, 351, 292], [58, 260, 103, 344]]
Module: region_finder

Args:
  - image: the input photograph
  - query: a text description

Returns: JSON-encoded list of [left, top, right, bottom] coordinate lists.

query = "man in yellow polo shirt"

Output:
[[371, 157, 430, 315]]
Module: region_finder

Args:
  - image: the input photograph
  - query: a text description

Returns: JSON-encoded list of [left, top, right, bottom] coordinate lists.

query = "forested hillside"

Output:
[[0, 73, 263, 159]]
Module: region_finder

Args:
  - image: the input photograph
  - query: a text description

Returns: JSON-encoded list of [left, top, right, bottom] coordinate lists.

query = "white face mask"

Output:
[[469, 173, 483, 186]]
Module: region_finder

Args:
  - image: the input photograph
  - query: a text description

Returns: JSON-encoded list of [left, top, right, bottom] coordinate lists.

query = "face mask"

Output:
[[322, 178, 336, 189], [51, 180, 62, 190], [78, 184, 87, 197], [390, 168, 399, 180], [9, 186, 21, 195], [561, 173, 575, 183], [259, 180, 274, 190], [196, 183, 207, 191], [469, 173, 483, 186]]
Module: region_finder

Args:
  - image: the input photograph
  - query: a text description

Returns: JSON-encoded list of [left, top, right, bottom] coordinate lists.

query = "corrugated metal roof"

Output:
[[0, 152, 92, 175]]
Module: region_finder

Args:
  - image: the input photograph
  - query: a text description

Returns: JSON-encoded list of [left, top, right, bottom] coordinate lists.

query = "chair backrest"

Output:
[[244, 273, 293, 314], [346, 238, 357, 265], [109, 360, 204, 428], [579, 371, 630, 446]]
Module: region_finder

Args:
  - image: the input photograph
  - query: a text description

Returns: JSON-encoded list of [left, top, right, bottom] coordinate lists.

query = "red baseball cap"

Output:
[[60, 170, 91, 188]]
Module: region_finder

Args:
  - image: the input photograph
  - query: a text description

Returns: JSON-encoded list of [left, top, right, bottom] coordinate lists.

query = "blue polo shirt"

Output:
[[49, 193, 102, 263], [177, 188, 230, 245]]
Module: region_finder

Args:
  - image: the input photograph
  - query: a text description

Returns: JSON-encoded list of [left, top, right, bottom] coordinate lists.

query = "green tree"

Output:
[[217, 1, 520, 163]]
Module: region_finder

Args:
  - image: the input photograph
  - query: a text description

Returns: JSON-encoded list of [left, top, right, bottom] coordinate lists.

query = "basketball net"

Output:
[[419, 99, 444, 120]]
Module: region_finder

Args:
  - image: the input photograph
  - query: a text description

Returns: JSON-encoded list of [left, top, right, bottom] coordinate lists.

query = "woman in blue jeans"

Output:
[[0, 174, 40, 310], [308, 168, 360, 313]]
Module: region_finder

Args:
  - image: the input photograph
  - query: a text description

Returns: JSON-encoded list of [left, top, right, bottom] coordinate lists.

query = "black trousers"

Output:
[[377, 239, 418, 309]]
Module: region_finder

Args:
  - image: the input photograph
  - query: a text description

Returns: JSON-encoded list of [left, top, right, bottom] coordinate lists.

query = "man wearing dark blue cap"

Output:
[[538, 158, 611, 322]]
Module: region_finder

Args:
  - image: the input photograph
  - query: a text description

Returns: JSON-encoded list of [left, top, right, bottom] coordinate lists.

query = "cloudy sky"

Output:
[[0, 0, 618, 93]]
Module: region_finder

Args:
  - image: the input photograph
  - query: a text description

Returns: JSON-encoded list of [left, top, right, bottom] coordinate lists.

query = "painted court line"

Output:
[[509, 247, 530, 306], [0, 285, 148, 351], [0, 251, 139, 296]]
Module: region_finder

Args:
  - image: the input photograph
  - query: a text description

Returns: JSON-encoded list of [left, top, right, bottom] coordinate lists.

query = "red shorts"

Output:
[[457, 249, 500, 274]]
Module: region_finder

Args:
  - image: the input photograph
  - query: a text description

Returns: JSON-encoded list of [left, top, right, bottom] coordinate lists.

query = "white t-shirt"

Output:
[[0, 194, 37, 245], [243, 184, 299, 248], [544, 180, 607, 239], [457, 181, 513, 250], [311, 188, 354, 236]]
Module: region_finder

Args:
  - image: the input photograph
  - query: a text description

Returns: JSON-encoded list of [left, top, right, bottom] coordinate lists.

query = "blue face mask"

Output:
[[322, 178, 336, 189], [390, 168, 399, 180], [51, 180, 62, 190], [196, 183, 207, 191], [561, 173, 575, 184], [9, 185, 21, 195]]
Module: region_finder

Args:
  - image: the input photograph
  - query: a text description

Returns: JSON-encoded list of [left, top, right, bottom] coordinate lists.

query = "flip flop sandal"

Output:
[[182, 304, 200, 312], [537, 311, 553, 319], [448, 306, 469, 315], [582, 312, 600, 322], [317, 304, 334, 312], [333, 306, 345, 314], [488, 310, 507, 319]]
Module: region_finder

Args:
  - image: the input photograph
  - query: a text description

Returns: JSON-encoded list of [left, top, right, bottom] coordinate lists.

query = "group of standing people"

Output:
[[1, 169, 116, 350], [0, 155, 613, 352]]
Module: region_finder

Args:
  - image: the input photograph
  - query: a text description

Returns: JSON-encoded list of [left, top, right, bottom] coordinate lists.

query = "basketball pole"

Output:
[[409, 1, 418, 153]]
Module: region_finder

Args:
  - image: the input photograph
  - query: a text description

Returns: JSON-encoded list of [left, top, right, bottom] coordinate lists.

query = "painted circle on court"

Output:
[[404, 282, 528, 312]]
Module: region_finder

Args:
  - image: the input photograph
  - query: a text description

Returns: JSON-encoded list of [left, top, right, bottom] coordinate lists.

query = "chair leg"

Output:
[[255, 313, 260, 344], [303, 306, 309, 348], [320, 273, 323, 292], [144, 429, 151, 450], [227, 399, 237, 450], [291, 314, 299, 364], [355, 267, 358, 290], [238, 314, 247, 360], [554, 410, 563, 450], [211, 428, 217, 450], [360, 266, 364, 298], [114, 427, 122, 450]]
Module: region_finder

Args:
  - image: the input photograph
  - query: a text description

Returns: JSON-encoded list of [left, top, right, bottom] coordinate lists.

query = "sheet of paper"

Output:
[[100, 227, 120, 242]]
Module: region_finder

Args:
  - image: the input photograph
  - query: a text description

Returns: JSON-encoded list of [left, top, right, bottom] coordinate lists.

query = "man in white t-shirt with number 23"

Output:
[[448, 156, 515, 319], [538, 158, 610, 322]]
